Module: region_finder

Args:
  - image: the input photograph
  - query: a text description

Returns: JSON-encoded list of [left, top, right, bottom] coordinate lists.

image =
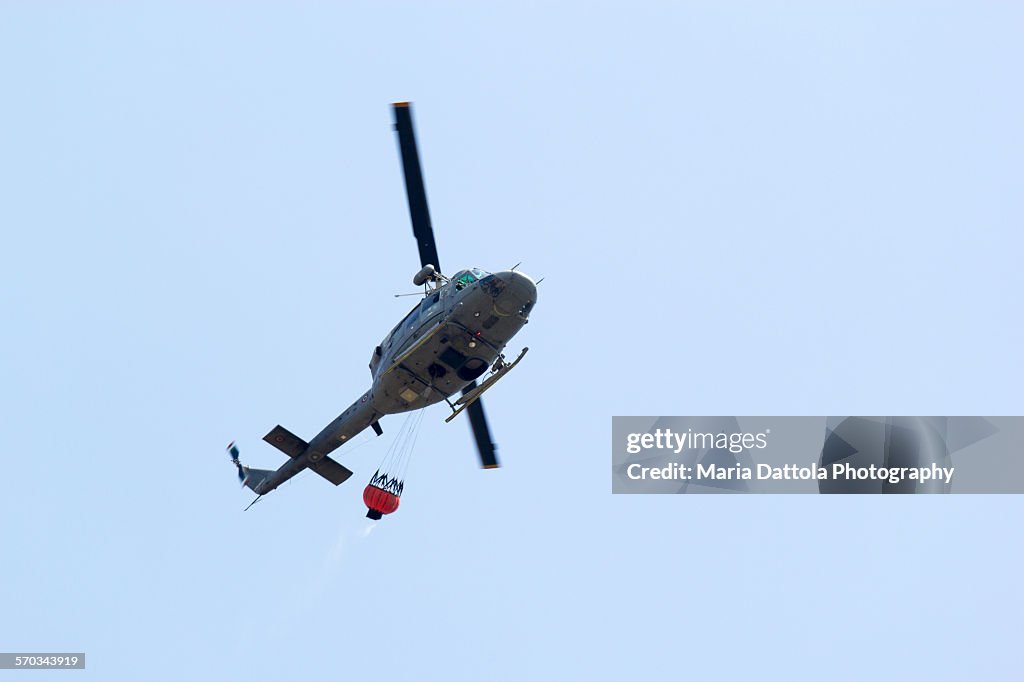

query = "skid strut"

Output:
[[445, 347, 529, 423]]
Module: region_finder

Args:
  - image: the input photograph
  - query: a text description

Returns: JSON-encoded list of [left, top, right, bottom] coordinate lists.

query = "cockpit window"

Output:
[[453, 270, 475, 291], [452, 268, 491, 291]]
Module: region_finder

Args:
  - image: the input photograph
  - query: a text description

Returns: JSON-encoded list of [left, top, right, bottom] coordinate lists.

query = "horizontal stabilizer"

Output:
[[310, 456, 354, 486], [263, 425, 308, 458]]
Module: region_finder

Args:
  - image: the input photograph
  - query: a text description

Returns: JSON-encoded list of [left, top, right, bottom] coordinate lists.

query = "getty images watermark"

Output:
[[611, 417, 1024, 494]]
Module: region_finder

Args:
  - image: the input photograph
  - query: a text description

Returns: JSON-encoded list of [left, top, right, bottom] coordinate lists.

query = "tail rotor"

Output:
[[227, 441, 245, 485], [225, 440, 274, 502]]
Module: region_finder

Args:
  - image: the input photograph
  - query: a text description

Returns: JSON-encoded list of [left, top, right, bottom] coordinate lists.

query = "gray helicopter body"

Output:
[[248, 268, 535, 496]]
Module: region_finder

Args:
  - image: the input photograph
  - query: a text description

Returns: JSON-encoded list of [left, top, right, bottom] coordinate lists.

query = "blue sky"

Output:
[[1, 3, 1021, 680]]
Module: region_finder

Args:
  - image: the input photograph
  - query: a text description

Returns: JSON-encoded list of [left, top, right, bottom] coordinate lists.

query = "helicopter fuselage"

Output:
[[251, 268, 535, 494]]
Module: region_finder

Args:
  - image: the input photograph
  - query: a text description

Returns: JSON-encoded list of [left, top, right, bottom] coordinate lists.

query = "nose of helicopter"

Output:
[[491, 270, 537, 317]]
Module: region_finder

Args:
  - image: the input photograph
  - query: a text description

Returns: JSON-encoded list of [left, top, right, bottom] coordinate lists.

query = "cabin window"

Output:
[[386, 304, 421, 345], [404, 306, 420, 329], [418, 291, 441, 319], [421, 291, 440, 311]]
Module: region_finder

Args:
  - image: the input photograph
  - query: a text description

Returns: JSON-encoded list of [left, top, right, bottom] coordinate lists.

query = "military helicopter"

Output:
[[227, 102, 536, 515]]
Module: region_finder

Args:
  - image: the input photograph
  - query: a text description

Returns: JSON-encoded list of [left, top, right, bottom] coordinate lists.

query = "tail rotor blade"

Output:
[[227, 441, 245, 484], [392, 102, 442, 274]]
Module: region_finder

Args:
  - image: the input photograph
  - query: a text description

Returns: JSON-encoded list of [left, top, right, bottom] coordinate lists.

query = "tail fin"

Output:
[[227, 441, 273, 493], [239, 467, 273, 493]]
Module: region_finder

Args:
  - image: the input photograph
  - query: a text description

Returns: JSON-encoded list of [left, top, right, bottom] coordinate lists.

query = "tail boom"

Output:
[[227, 388, 382, 498]]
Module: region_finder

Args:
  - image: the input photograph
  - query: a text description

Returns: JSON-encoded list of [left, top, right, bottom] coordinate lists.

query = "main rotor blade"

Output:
[[392, 102, 441, 274], [462, 382, 499, 469]]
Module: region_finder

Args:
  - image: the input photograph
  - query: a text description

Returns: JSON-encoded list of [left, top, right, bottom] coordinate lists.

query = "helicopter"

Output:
[[227, 102, 537, 514]]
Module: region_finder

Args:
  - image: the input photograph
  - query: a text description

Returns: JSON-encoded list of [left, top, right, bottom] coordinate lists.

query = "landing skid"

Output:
[[445, 347, 529, 423]]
